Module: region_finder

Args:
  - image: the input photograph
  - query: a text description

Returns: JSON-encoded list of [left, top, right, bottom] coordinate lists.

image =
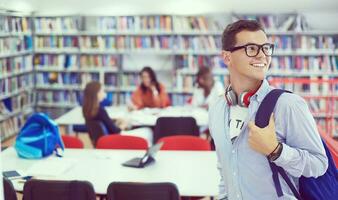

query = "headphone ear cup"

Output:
[[239, 91, 252, 107], [239, 92, 247, 107], [228, 89, 237, 106], [225, 85, 236, 106]]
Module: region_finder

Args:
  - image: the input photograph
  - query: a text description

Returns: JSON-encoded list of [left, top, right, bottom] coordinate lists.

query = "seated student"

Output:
[[83, 81, 127, 133], [190, 67, 224, 109], [83, 81, 153, 145], [130, 66, 170, 110]]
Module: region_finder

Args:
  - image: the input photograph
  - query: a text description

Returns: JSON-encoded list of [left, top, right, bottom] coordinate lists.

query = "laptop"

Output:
[[122, 142, 163, 168]]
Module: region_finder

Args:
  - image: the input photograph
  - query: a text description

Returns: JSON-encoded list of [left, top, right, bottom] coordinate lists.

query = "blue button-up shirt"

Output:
[[208, 79, 328, 200]]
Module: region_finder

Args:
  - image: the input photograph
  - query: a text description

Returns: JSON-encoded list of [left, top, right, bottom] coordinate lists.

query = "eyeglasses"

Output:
[[227, 43, 275, 57]]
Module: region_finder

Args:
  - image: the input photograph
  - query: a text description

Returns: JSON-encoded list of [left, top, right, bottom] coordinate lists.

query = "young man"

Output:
[[208, 20, 328, 200], [190, 67, 224, 109]]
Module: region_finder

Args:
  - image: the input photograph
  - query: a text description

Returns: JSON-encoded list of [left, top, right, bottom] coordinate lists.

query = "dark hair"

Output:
[[140, 66, 161, 93], [197, 66, 211, 78], [222, 20, 265, 51], [82, 81, 101, 120]]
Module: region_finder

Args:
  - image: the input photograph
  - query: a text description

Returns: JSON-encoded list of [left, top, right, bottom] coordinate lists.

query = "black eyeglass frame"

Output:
[[226, 43, 275, 57]]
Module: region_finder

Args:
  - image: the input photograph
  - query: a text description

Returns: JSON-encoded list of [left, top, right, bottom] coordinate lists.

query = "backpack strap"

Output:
[[255, 89, 303, 200]]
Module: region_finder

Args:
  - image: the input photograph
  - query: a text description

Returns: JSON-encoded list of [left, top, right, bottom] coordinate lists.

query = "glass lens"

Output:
[[246, 44, 259, 56], [262, 44, 273, 56]]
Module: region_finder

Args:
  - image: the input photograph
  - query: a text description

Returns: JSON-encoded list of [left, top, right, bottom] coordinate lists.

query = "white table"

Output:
[[1, 147, 219, 197], [55, 106, 209, 127]]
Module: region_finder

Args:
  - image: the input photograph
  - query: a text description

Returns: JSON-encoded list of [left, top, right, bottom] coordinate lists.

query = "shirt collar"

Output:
[[252, 79, 272, 103]]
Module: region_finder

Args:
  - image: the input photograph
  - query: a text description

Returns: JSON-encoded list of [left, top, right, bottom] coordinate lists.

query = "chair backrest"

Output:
[[153, 117, 199, 143], [3, 178, 17, 200], [23, 179, 96, 200], [96, 135, 148, 150], [107, 182, 180, 200], [61, 135, 84, 149], [318, 126, 338, 168], [85, 120, 108, 146], [158, 135, 211, 151]]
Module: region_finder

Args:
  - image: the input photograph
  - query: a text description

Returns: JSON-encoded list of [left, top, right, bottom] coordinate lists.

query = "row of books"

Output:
[[295, 36, 335, 50], [35, 72, 100, 86], [34, 17, 80, 33], [0, 115, 24, 141], [34, 54, 78, 68], [0, 16, 31, 33], [80, 35, 174, 50], [0, 74, 33, 95], [35, 36, 79, 49], [36, 90, 81, 104], [104, 73, 118, 87], [33, 35, 336, 53], [80, 55, 119, 68], [120, 74, 140, 87], [0, 92, 33, 114], [0, 55, 33, 78], [268, 77, 337, 95], [173, 36, 221, 51], [107, 16, 172, 32], [270, 56, 338, 72], [232, 14, 300, 31], [175, 55, 226, 70], [172, 16, 222, 32], [269, 36, 293, 50], [0, 36, 33, 54]]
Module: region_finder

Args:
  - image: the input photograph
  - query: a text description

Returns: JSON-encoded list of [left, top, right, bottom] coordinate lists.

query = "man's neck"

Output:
[[230, 76, 262, 96]]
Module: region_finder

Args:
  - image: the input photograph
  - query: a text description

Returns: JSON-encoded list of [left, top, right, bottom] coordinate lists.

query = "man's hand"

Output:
[[248, 114, 278, 156]]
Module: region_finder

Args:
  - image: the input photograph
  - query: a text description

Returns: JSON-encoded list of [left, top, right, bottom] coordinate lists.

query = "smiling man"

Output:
[[208, 20, 328, 200]]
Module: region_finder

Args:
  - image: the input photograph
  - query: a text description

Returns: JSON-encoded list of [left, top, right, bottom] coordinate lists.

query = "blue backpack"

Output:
[[15, 113, 64, 159], [256, 89, 338, 200]]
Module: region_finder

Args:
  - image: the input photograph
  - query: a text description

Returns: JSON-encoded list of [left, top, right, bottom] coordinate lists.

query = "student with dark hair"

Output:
[[82, 81, 126, 133], [130, 66, 170, 110], [83, 81, 153, 145], [209, 20, 327, 200], [190, 67, 224, 109]]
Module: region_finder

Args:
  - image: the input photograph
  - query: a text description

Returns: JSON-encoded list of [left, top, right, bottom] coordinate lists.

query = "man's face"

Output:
[[222, 30, 271, 82]]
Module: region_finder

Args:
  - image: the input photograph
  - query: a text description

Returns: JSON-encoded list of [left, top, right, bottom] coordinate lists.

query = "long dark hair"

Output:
[[140, 66, 161, 93], [82, 81, 101, 120]]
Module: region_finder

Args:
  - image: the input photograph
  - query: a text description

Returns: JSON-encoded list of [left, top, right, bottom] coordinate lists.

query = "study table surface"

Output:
[[1, 147, 219, 197], [55, 106, 209, 127]]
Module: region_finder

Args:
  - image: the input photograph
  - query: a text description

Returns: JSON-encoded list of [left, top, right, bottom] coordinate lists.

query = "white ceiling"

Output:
[[1, 0, 338, 15]]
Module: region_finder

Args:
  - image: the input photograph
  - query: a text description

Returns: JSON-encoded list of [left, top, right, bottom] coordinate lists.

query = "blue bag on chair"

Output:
[[15, 113, 64, 159], [256, 89, 338, 200]]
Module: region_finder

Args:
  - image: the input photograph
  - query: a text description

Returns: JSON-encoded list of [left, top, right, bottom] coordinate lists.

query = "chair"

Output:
[[72, 124, 88, 136], [61, 135, 84, 149], [153, 117, 199, 143], [23, 179, 96, 200], [85, 120, 108, 147], [158, 135, 211, 151], [106, 182, 180, 200], [96, 135, 148, 150], [157, 135, 211, 200], [3, 178, 17, 200]]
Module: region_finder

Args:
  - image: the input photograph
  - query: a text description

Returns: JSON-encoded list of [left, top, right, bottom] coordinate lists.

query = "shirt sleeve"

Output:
[[158, 84, 170, 107], [131, 87, 144, 109], [97, 108, 121, 134], [273, 94, 328, 178], [209, 103, 228, 199]]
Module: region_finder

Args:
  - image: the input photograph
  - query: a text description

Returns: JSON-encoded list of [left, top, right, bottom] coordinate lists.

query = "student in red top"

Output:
[[130, 66, 170, 110]]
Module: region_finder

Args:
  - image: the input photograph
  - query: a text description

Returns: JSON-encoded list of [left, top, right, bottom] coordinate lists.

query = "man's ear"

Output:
[[221, 50, 231, 66]]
